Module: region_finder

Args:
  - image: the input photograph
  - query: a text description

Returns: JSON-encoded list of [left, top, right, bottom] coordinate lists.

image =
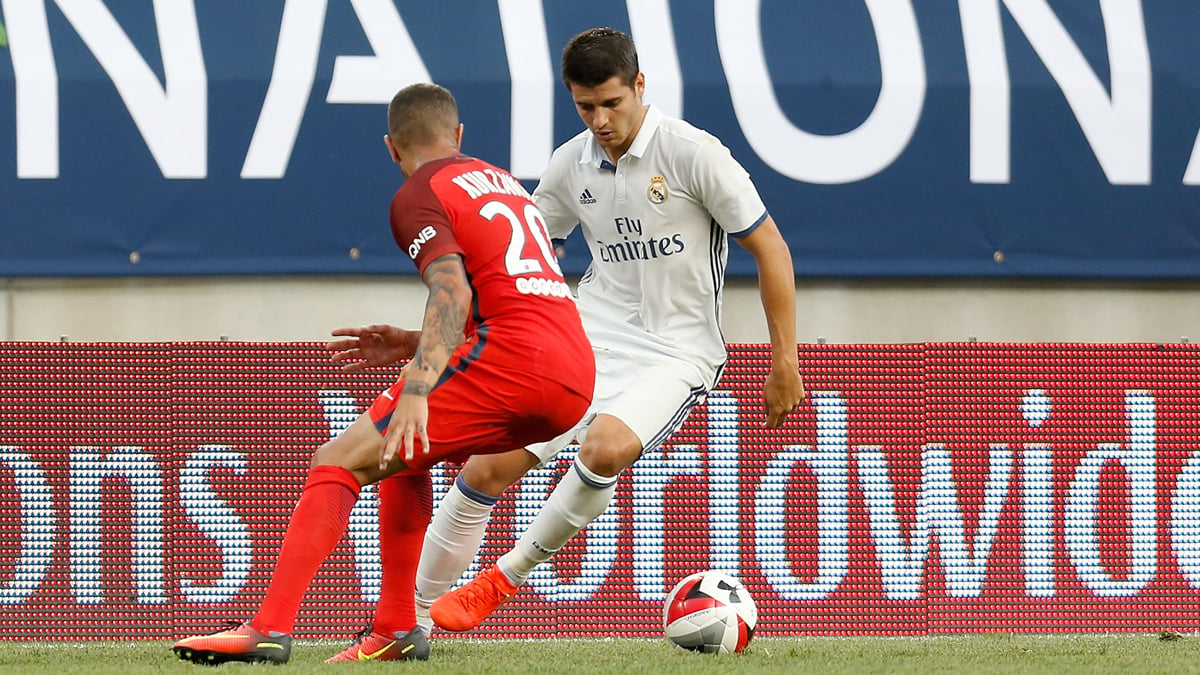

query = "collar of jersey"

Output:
[[579, 104, 663, 167]]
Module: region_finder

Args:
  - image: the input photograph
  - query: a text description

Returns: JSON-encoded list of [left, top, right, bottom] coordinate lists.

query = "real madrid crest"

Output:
[[647, 175, 668, 204]]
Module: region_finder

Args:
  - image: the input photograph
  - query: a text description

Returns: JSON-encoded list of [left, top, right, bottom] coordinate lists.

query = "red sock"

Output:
[[252, 465, 360, 635], [372, 471, 433, 635]]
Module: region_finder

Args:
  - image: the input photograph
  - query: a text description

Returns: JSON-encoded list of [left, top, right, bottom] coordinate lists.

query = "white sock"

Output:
[[414, 475, 497, 635], [497, 458, 618, 587]]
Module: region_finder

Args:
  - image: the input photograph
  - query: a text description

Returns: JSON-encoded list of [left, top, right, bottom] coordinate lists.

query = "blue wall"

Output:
[[1, 1, 1198, 277]]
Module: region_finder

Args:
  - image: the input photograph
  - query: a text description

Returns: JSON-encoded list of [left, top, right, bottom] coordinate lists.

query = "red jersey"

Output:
[[389, 156, 592, 399]]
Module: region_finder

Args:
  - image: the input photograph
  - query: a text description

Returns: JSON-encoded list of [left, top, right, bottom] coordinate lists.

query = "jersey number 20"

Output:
[[479, 201, 564, 278]]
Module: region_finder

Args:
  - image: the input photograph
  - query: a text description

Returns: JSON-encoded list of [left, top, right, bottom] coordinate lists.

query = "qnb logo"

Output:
[[407, 225, 437, 259], [578, 188, 597, 205]]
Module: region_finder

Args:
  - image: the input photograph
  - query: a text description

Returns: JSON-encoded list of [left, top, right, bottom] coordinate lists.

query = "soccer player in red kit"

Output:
[[172, 82, 594, 665]]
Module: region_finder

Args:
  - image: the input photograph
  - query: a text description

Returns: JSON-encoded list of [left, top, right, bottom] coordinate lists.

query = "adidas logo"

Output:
[[578, 188, 597, 205]]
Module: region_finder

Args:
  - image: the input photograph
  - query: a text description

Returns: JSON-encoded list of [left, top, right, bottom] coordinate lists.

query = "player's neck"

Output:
[[604, 104, 649, 164], [408, 145, 462, 173]]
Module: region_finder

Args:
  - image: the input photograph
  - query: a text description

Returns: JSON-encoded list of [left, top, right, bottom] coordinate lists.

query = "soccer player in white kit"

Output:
[[418, 27, 806, 633]]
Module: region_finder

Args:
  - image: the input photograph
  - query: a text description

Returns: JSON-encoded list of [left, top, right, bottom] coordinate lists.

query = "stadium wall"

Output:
[[2, 342, 1199, 639], [3, 277, 1200, 345], [3, 2, 1200, 281]]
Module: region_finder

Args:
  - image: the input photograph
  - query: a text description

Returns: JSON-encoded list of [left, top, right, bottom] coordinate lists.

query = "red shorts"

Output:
[[366, 329, 593, 471]]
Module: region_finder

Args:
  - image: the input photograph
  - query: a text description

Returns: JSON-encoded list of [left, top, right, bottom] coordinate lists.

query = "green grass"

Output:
[[2, 634, 1199, 674]]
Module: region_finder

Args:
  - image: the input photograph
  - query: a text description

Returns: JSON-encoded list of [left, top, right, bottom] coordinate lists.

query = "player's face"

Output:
[[568, 73, 646, 163]]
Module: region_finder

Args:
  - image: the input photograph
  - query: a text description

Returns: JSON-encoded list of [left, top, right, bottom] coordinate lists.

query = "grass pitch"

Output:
[[2, 634, 1198, 674]]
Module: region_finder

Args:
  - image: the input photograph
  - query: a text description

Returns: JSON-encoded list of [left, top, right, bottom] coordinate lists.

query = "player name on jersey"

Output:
[[450, 169, 532, 201]]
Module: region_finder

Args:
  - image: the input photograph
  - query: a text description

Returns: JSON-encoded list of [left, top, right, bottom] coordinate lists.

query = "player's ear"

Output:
[[384, 134, 401, 165], [634, 72, 645, 98], [454, 123, 464, 151]]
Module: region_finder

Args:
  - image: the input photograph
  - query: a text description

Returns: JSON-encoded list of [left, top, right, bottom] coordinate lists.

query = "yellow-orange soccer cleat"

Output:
[[429, 563, 519, 632], [173, 622, 292, 665], [325, 627, 430, 662]]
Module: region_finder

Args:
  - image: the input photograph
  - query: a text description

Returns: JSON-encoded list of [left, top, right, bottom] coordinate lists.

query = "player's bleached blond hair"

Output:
[[387, 83, 460, 149]]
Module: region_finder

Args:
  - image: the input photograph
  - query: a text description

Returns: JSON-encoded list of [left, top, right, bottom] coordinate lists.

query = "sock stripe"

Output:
[[455, 474, 501, 506], [572, 460, 619, 490]]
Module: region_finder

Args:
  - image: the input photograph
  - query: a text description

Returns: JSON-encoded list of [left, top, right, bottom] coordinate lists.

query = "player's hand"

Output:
[[327, 324, 416, 372], [380, 393, 431, 468], [763, 364, 805, 428]]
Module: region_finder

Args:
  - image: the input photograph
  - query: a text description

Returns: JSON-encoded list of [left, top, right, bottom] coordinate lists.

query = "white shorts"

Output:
[[525, 344, 710, 466]]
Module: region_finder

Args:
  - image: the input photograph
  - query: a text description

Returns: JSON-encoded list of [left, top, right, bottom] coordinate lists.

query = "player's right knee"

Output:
[[576, 444, 638, 478]]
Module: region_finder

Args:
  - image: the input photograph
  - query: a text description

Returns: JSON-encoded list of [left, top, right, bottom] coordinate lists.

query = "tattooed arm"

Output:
[[379, 254, 472, 468]]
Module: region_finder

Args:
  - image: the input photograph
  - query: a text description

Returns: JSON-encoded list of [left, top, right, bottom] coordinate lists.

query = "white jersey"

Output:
[[533, 105, 768, 390]]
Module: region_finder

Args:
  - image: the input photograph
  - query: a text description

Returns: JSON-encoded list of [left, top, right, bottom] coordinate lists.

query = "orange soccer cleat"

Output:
[[324, 627, 430, 663], [173, 622, 292, 665], [429, 563, 519, 632]]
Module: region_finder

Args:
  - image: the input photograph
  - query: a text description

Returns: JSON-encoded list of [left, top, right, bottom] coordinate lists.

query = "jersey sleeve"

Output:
[[531, 148, 580, 239], [689, 135, 768, 237], [389, 178, 465, 275]]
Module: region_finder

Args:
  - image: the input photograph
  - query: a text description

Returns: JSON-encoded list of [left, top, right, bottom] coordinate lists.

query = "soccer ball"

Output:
[[662, 570, 757, 654]]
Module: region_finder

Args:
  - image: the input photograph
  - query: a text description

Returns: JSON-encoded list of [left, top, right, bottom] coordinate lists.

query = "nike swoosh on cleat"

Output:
[[180, 635, 251, 644], [356, 641, 397, 661], [256, 642, 285, 650]]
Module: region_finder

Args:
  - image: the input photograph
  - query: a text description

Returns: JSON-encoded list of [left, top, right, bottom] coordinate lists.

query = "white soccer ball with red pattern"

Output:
[[662, 570, 757, 654]]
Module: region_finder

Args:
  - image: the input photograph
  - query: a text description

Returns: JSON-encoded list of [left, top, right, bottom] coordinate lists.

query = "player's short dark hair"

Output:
[[387, 83, 459, 148], [561, 27, 639, 88]]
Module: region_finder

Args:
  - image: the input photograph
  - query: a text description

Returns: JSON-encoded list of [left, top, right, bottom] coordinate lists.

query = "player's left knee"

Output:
[[310, 441, 338, 467], [310, 437, 371, 477]]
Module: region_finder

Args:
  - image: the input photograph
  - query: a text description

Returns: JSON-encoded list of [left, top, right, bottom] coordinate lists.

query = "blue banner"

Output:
[[1, 1, 1198, 277]]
